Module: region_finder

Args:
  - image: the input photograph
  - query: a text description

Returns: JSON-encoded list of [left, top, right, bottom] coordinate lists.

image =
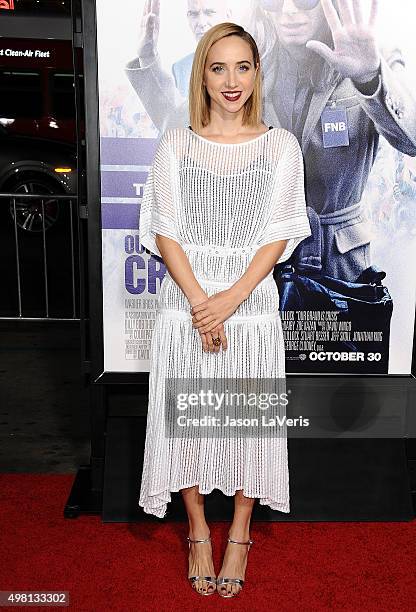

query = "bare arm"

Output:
[[155, 235, 207, 307], [231, 240, 289, 302]]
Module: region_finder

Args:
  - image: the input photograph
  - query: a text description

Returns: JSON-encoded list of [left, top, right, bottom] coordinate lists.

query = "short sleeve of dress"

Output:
[[257, 131, 311, 264], [139, 131, 180, 257]]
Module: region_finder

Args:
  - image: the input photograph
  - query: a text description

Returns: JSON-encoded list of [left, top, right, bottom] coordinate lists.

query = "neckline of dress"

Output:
[[187, 125, 275, 147]]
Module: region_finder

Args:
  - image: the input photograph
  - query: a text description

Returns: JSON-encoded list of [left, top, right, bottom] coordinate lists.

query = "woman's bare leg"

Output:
[[217, 489, 255, 597], [181, 485, 216, 594]]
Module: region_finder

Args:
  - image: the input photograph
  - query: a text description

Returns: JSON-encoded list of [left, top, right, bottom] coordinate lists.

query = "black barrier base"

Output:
[[64, 465, 102, 518], [100, 376, 416, 522], [102, 416, 414, 522]]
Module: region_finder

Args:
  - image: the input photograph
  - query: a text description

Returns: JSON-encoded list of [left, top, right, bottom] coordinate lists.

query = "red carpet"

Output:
[[1, 474, 415, 611]]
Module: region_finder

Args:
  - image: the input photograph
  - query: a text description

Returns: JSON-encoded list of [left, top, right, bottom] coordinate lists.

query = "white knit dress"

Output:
[[138, 126, 311, 518]]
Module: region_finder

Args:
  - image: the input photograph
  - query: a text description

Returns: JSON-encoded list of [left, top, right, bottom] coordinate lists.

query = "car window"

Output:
[[50, 72, 76, 119], [0, 70, 43, 118]]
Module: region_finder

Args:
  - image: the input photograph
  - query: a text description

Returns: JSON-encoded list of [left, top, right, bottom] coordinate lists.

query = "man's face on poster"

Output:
[[187, 0, 231, 40], [271, 0, 326, 48]]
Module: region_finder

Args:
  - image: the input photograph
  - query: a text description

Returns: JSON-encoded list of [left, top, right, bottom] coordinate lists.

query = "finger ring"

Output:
[[212, 337, 221, 346]]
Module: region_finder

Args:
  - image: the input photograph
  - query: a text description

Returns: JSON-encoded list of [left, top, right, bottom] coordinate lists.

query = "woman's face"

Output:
[[273, 0, 326, 48], [203, 35, 258, 117]]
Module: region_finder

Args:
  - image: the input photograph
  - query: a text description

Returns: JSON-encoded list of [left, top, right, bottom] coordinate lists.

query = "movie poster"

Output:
[[96, 0, 416, 374]]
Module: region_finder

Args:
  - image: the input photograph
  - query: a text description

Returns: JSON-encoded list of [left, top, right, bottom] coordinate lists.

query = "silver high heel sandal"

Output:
[[216, 537, 254, 598], [186, 534, 217, 596]]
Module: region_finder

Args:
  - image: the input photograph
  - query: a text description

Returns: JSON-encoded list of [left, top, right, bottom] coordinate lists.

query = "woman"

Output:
[[139, 22, 311, 597]]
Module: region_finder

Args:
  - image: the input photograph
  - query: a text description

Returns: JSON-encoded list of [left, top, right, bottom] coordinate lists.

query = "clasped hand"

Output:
[[190, 288, 242, 353]]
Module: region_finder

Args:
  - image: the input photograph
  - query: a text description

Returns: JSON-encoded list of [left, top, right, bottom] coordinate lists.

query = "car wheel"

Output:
[[8, 177, 62, 233]]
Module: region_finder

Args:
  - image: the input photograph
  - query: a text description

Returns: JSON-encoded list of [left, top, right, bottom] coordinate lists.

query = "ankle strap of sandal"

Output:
[[228, 537, 254, 546], [187, 535, 211, 544]]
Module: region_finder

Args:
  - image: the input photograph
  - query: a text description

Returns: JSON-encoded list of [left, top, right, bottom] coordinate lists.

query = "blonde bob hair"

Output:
[[189, 22, 262, 131]]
